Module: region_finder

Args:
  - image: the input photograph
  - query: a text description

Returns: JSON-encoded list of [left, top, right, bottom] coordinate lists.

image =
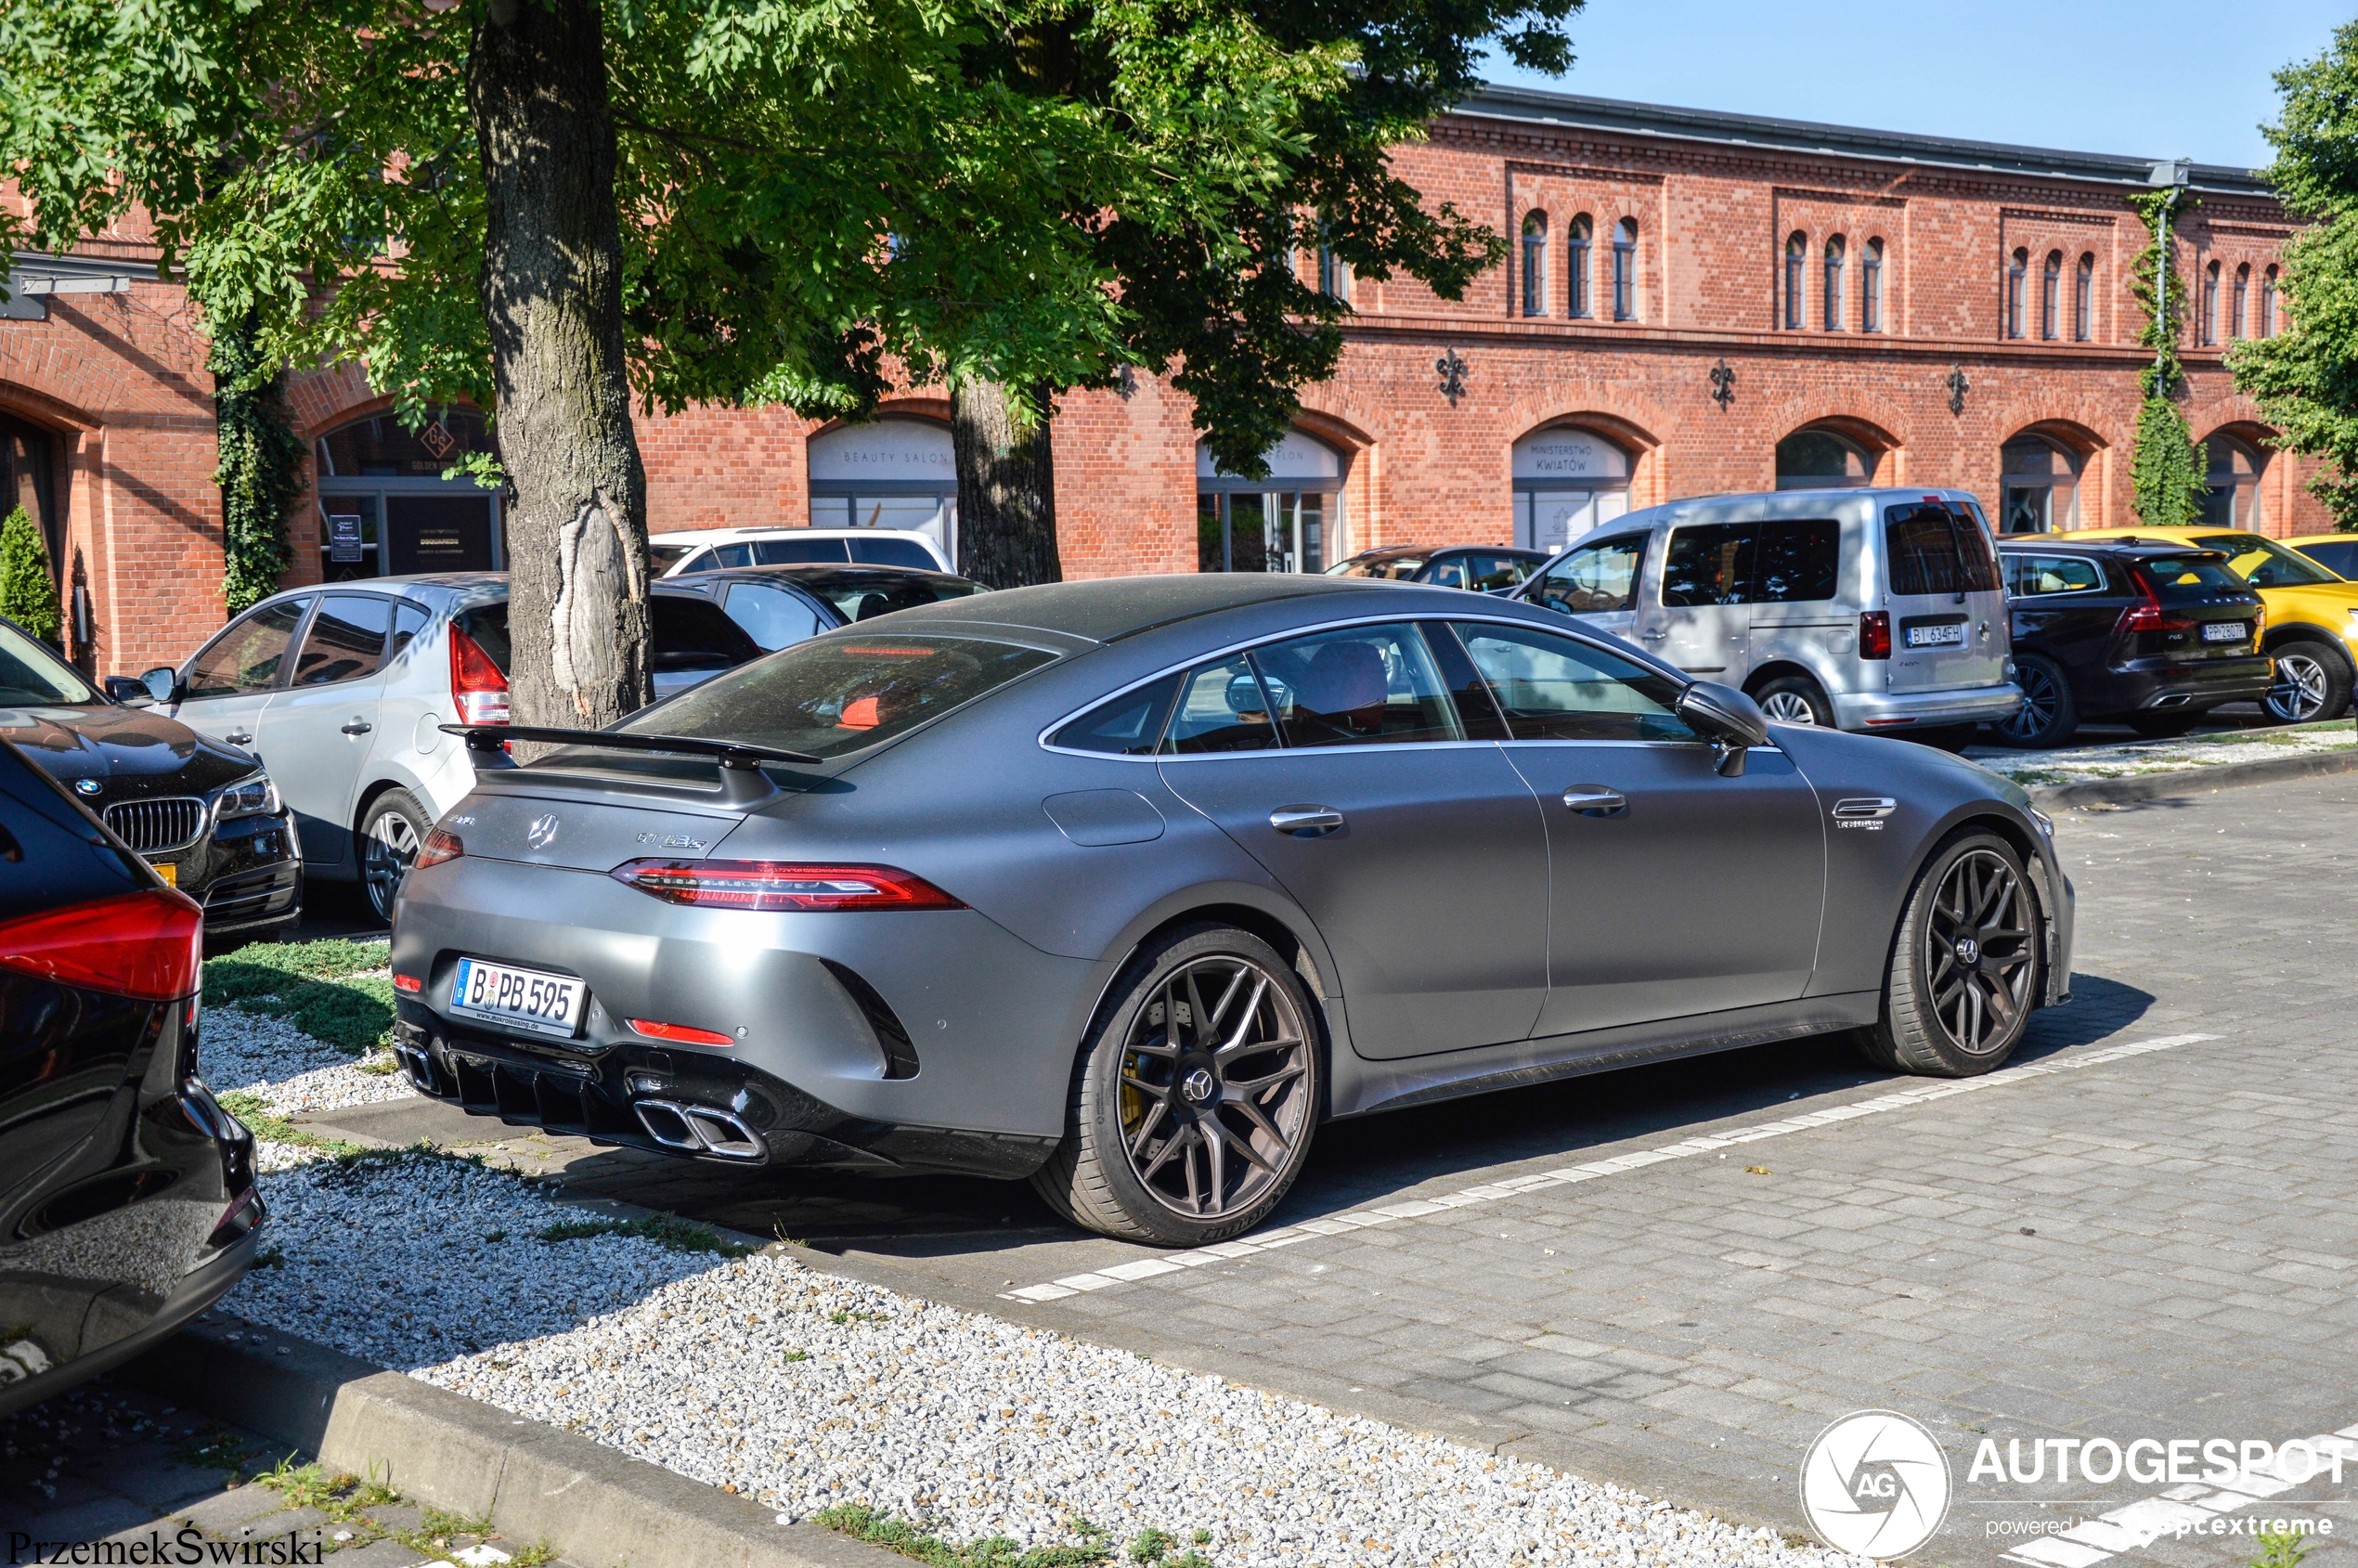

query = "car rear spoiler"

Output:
[[442, 724, 819, 806]]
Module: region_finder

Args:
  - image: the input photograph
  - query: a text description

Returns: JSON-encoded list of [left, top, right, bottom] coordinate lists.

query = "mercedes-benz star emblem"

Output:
[[526, 812, 560, 849], [72, 778, 101, 797], [1953, 936, 1980, 965], [1180, 1069, 1216, 1104]]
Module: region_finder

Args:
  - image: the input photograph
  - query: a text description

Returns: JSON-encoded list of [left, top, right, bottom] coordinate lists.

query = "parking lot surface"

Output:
[[278, 775, 2358, 1563]]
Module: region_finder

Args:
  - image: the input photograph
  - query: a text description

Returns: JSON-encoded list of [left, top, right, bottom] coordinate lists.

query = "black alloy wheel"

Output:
[[359, 787, 432, 923], [1920, 848, 2039, 1057], [1991, 654, 2077, 747]]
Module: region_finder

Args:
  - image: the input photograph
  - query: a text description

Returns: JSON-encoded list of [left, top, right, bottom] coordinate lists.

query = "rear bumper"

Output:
[[2083, 654, 2275, 714], [1829, 683, 2024, 732]]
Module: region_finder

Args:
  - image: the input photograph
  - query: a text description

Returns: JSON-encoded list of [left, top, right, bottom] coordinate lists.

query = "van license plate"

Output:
[[1905, 623, 1965, 648], [2202, 622, 2246, 642], [449, 957, 586, 1039]]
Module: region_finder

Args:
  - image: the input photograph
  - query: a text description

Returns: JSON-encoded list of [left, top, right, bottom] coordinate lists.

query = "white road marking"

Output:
[[2000, 1425, 2358, 1568], [1000, 1033, 2221, 1303]]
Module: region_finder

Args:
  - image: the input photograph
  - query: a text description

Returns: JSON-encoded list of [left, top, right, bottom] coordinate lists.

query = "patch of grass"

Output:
[[204, 939, 395, 1054], [535, 1212, 757, 1257], [215, 1090, 366, 1158], [827, 1309, 888, 1326], [357, 1054, 401, 1076], [251, 1245, 286, 1269], [252, 1457, 401, 1533], [390, 1504, 499, 1560], [2252, 1529, 2312, 1568], [782, 1348, 810, 1363], [813, 1504, 1118, 1567], [174, 1428, 250, 1472]]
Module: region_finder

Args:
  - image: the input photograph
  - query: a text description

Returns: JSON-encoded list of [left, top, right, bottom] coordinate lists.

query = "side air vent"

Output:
[[821, 959, 921, 1080]]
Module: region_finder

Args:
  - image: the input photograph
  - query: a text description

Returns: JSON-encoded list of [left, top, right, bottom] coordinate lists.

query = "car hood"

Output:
[[0, 703, 258, 800]]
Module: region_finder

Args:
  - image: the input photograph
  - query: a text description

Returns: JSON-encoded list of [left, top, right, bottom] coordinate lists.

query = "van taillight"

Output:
[[449, 628, 511, 725], [1859, 611, 1892, 660], [0, 887, 204, 1002]]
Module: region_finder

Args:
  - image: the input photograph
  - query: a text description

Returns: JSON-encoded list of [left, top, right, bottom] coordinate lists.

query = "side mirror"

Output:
[[139, 666, 182, 706], [103, 676, 150, 706], [1676, 680, 1769, 778]]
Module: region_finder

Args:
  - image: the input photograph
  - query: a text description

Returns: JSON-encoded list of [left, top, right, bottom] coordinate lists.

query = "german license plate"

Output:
[[1905, 623, 1965, 649], [449, 956, 586, 1039], [2202, 621, 2246, 642]]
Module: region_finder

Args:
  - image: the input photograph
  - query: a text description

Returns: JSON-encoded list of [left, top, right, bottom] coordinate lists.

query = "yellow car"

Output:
[[2070, 525, 2358, 722], [2285, 532, 2358, 581]]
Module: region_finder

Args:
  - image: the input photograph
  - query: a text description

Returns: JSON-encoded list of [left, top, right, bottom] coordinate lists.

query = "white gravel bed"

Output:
[[227, 1160, 1855, 1568], [200, 1002, 417, 1118]]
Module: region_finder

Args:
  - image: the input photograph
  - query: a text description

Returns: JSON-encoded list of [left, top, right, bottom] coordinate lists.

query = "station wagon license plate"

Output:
[[1904, 623, 1966, 649], [449, 956, 586, 1039], [2202, 622, 2247, 643]]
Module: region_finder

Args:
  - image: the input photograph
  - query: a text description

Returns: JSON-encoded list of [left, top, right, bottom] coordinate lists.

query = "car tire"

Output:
[[2125, 708, 2205, 739], [357, 787, 432, 925], [1031, 923, 1323, 1247], [2263, 639, 2355, 724], [1753, 674, 1834, 728], [1860, 830, 2042, 1078], [1989, 654, 2078, 747]]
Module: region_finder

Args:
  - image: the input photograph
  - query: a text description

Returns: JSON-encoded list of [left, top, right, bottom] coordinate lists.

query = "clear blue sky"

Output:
[[1482, 0, 2350, 170]]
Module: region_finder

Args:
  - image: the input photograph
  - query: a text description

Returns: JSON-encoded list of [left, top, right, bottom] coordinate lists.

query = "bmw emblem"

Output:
[[72, 779, 101, 797]]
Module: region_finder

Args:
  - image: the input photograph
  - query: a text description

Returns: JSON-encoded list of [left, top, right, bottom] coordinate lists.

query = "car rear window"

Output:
[[805, 575, 983, 624], [848, 538, 939, 569], [626, 634, 1058, 758], [451, 599, 761, 676], [2135, 555, 2248, 600], [1885, 504, 2000, 596]]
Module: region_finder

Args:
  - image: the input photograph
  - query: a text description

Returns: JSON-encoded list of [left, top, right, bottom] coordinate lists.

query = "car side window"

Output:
[[651, 597, 765, 672], [2002, 554, 2105, 597], [389, 601, 433, 660], [710, 542, 758, 568], [720, 582, 825, 651], [1661, 523, 1757, 606], [1456, 622, 1695, 743], [1754, 520, 1840, 603], [1251, 623, 1463, 748], [754, 538, 854, 565], [1531, 534, 1646, 616], [185, 597, 312, 698], [1052, 673, 1183, 756], [848, 538, 939, 569], [292, 593, 394, 686], [1161, 656, 1279, 755], [1423, 558, 1471, 590], [1465, 553, 1535, 590]]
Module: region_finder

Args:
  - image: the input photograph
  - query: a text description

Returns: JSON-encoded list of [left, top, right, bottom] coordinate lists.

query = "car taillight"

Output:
[[450, 628, 511, 725], [610, 859, 964, 912], [0, 887, 203, 1002], [2117, 571, 2197, 635], [1859, 611, 1892, 660], [413, 827, 464, 869]]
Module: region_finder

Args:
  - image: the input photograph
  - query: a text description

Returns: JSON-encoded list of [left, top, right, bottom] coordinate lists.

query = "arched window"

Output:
[[1862, 238, 1885, 333], [2232, 264, 2250, 340], [1775, 429, 1878, 490], [1521, 212, 1548, 317], [314, 407, 501, 578], [2006, 248, 2028, 339], [1612, 218, 1638, 320], [0, 416, 58, 603], [808, 416, 960, 559], [2261, 266, 2279, 338], [1512, 426, 1635, 552], [2002, 434, 2085, 533], [1785, 231, 1807, 330], [2074, 253, 2094, 342], [1823, 236, 1846, 331], [2041, 251, 2062, 340], [1567, 214, 1593, 318], [2201, 434, 2268, 529], [2201, 261, 2220, 345]]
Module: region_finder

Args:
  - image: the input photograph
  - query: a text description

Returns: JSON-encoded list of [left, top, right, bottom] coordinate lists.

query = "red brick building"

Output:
[[1, 84, 2315, 677]]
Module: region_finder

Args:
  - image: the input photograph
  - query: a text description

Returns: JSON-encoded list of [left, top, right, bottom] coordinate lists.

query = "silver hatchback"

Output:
[[1514, 488, 2022, 735]]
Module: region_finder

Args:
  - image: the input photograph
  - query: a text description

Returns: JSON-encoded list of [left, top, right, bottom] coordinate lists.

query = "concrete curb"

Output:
[[123, 1316, 898, 1568], [2026, 743, 2358, 808]]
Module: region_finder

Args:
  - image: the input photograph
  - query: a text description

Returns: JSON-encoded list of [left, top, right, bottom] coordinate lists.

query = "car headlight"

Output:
[[2028, 807, 2055, 842], [214, 771, 281, 823]]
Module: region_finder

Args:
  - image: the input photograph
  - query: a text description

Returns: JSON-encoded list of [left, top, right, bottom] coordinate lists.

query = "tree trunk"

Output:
[[950, 378, 1062, 589], [470, 0, 649, 736]]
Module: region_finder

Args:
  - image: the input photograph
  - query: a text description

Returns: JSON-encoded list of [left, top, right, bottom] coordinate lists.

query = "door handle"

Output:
[[341, 720, 374, 735], [1639, 628, 1667, 641], [1269, 805, 1345, 837], [1561, 786, 1628, 818], [227, 730, 253, 745]]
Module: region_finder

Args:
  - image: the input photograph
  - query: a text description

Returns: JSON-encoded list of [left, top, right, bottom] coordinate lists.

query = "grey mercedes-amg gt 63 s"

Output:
[[389, 575, 2074, 1245]]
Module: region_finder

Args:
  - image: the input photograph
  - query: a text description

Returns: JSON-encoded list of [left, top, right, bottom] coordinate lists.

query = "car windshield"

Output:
[[1328, 555, 1425, 580], [2193, 533, 2343, 588], [0, 619, 99, 706], [801, 574, 983, 623], [622, 633, 1058, 758]]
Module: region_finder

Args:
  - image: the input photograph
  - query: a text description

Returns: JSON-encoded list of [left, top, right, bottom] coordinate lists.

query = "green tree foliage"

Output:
[[211, 315, 305, 615], [2230, 19, 2358, 529], [2127, 188, 2207, 528], [0, 507, 60, 641]]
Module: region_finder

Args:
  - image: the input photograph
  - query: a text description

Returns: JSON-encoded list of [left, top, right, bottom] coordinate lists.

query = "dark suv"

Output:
[[1993, 539, 2274, 746], [1326, 545, 1549, 591]]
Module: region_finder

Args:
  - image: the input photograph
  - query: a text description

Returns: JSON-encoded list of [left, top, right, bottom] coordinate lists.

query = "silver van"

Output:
[[1512, 487, 2021, 735]]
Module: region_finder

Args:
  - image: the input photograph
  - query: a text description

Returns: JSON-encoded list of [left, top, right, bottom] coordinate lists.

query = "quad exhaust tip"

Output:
[[633, 1098, 767, 1161]]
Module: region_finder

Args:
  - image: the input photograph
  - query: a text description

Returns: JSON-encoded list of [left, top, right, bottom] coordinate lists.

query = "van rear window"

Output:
[[1885, 504, 1999, 596]]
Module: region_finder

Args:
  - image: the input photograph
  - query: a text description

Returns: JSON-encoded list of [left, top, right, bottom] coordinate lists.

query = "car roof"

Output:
[[1996, 538, 2226, 557], [863, 572, 1431, 643], [667, 564, 972, 589], [648, 526, 939, 545], [233, 572, 707, 616], [2283, 533, 2354, 545]]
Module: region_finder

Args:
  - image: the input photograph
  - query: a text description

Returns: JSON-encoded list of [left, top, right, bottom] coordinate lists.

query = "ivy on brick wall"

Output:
[[211, 316, 304, 616], [2127, 188, 2209, 529]]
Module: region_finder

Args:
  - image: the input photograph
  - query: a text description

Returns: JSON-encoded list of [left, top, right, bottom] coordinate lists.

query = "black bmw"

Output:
[[0, 616, 301, 938]]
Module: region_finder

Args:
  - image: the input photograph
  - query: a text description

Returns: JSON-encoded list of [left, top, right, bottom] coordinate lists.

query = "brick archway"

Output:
[[1501, 389, 1671, 506]]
